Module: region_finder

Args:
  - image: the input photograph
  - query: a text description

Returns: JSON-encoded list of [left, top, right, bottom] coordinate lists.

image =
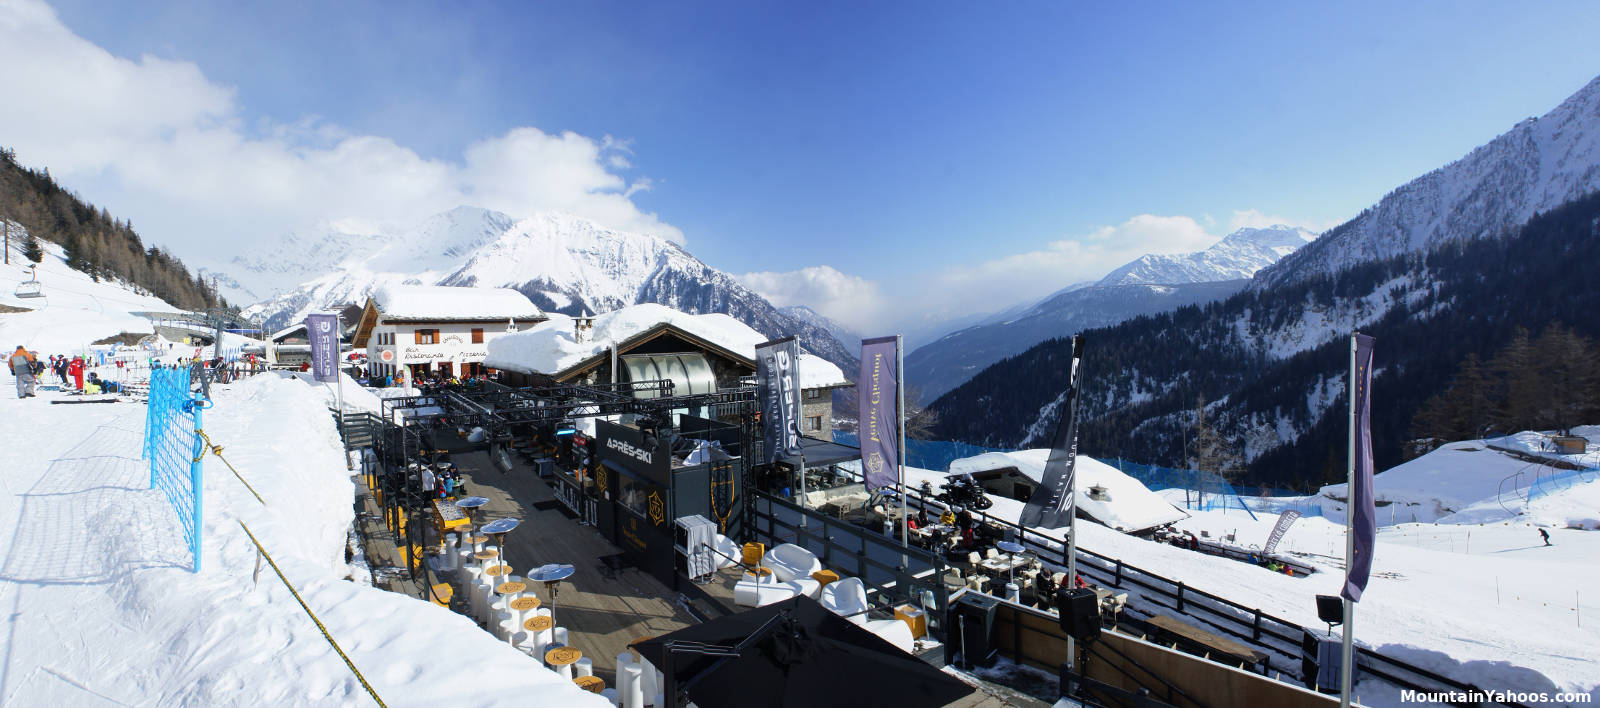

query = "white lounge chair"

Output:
[[819, 576, 869, 624], [734, 579, 801, 607], [762, 543, 822, 582], [712, 534, 741, 569], [864, 618, 916, 653]]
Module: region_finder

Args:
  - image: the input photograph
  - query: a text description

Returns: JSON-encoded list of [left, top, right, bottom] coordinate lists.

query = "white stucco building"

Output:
[[352, 285, 545, 380]]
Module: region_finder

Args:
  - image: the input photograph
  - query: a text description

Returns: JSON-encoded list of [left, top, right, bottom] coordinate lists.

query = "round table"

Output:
[[996, 540, 1026, 586], [546, 646, 582, 678], [573, 676, 604, 693], [496, 581, 527, 596], [523, 615, 554, 633], [484, 564, 511, 581], [472, 549, 499, 562], [743, 567, 775, 584]]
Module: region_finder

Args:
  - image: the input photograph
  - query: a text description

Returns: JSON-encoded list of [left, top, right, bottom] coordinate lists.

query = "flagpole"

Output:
[[897, 335, 908, 562], [1065, 344, 1081, 690], [337, 313, 350, 470], [1341, 334, 1357, 708]]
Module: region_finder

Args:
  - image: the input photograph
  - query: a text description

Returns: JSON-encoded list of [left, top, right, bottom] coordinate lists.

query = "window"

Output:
[[805, 415, 822, 432], [471, 328, 483, 344], [414, 329, 438, 345], [805, 388, 824, 401]]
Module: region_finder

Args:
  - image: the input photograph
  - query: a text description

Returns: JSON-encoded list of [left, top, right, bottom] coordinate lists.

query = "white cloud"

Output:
[[0, 0, 680, 272], [910, 214, 1215, 320], [738, 265, 888, 335], [1229, 208, 1339, 234]]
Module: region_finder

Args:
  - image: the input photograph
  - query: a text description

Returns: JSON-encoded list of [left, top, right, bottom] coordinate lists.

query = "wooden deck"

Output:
[[446, 448, 698, 689]]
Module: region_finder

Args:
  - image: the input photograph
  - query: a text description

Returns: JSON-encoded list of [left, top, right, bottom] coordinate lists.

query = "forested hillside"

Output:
[[929, 191, 1600, 489], [0, 147, 224, 311]]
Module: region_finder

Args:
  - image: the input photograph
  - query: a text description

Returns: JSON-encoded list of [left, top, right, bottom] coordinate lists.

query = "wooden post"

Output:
[[1115, 559, 1124, 586], [1252, 609, 1263, 640], [1177, 581, 1186, 612]]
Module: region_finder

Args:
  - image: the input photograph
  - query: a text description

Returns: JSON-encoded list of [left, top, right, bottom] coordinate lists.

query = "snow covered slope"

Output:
[[0, 232, 176, 354], [1098, 225, 1315, 287], [0, 372, 607, 707], [1319, 429, 1600, 528], [1257, 74, 1600, 289], [946, 450, 1189, 532], [233, 208, 856, 372]]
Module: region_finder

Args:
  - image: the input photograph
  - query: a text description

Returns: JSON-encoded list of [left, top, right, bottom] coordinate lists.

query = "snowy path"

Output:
[[0, 373, 609, 707]]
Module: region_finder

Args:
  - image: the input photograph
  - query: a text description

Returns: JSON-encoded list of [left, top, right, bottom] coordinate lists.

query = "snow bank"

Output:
[[0, 371, 606, 706], [485, 303, 847, 387], [372, 284, 542, 321], [1320, 431, 1600, 525], [948, 450, 1189, 532]]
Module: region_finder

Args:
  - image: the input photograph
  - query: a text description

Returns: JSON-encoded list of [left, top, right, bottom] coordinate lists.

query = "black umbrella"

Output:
[[633, 595, 974, 708]]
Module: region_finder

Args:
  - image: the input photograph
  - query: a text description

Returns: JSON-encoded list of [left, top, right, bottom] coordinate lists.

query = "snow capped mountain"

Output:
[[1098, 225, 1315, 287], [1257, 74, 1600, 289], [232, 208, 856, 371], [780, 305, 860, 350], [903, 226, 1310, 404]]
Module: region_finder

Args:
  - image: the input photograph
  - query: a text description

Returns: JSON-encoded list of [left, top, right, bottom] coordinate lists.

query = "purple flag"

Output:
[[858, 336, 900, 490], [755, 337, 803, 464], [305, 313, 340, 384], [1020, 335, 1084, 529], [1342, 333, 1376, 602]]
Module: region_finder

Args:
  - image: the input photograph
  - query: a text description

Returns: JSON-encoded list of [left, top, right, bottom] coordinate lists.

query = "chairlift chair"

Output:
[[14, 265, 44, 299]]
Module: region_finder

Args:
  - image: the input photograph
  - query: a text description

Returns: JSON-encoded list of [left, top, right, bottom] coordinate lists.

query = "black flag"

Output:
[[1020, 335, 1085, 530]]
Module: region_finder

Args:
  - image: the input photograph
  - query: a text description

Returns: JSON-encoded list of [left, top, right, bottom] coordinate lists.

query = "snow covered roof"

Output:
[[371, 285, 542, 321], [484, 303, 848, 388], [948, 450, 1189, 533]]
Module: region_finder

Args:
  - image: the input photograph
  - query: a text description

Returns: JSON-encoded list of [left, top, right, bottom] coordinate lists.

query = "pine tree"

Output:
[[21, 231, 42, 263]]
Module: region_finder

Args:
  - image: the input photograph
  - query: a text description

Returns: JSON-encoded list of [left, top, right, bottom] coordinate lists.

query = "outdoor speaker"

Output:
[[1316, 595, 1343, 626], [1056, 588, 1100, 642]]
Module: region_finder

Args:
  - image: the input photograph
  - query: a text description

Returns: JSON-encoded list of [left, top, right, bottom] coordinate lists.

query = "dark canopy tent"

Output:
[[633, 595, 974, 708], [794, 436, 860, 468]]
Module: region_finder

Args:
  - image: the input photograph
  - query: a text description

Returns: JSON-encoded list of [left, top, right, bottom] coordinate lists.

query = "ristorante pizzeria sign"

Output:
[[401, 346, 488, 361]]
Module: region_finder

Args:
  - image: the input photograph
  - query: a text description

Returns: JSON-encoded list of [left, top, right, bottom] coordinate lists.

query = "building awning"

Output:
[[793, 436, 860, 468]]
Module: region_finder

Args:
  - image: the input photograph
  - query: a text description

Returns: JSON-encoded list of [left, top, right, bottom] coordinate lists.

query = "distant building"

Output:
[[484, 303, 850, 435], [351, 285, 545, 380]]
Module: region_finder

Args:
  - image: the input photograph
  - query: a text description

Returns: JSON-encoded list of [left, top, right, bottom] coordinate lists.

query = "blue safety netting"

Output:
[[143, 366, 205, 572]]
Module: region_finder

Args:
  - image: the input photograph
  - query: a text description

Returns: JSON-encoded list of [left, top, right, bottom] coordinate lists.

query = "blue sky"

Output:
[[12, 0, 1600, 332]]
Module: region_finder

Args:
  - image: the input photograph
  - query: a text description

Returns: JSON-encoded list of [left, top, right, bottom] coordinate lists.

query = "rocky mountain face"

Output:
[[1256, 74, 1600, 289], [231, 207, 856, 371]]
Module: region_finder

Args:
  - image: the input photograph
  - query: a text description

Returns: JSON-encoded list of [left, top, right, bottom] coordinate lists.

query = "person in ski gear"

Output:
[[9, 346, 38, 398], [68, 356, 85, 391], [1539, 527, 1551, 546]]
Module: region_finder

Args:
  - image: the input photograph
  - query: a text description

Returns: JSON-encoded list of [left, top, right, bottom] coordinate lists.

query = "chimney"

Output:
[[574, 310, 595, 344]]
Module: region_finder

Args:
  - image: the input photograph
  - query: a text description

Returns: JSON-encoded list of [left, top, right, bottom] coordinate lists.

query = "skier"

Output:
[[68, 356, 85, 391], [9, 346, 38, 398], [1539, 528, 1551, 546], [53, 355, 69, 385]]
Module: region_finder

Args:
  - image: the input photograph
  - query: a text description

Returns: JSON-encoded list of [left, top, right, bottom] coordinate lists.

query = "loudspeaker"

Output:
[[1315, 595, 1343, 626], [1056, 588, 1101, 642]]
